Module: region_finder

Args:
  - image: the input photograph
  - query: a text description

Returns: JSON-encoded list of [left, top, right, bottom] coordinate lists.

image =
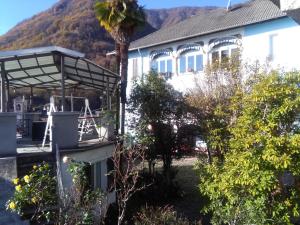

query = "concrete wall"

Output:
[[60, 143, 114, 190], [0, 113, 16, 156], [51, 112, 79, 150], [0, 157, 17, 181]]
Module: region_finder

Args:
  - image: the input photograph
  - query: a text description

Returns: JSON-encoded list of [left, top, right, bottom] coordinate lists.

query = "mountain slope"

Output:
[[0, 0, 216, 67]]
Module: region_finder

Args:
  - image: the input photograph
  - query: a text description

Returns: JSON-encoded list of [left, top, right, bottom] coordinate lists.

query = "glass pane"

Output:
[[187, 55, 194, 72], [221, 50, 229, 62], [269, 34, 278, 61], [196, 55, 203, 71], [231, 48, 240, 62], [95, 161, 101, 189], [151, 60, 158, 72], [179, 56, 186, 73], [212, 52, 219, 63], [167, 59, 172, 73], [160, 60, 166, 73]]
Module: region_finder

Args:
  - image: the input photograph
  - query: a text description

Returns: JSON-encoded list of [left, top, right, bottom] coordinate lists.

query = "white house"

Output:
[[127, 0, 300, 93]]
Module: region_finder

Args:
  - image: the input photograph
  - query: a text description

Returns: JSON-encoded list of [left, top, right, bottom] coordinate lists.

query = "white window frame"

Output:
[[209, 45, 240, 63], [178, 51, 204, 75], [151, 55, 173, 74]]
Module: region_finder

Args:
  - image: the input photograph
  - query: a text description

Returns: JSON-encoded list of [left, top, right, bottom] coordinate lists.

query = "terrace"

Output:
[[0, 46, 120, 157]]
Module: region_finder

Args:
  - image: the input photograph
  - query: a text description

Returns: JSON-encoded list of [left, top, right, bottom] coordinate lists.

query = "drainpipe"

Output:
[[137, 48, 144, 81]]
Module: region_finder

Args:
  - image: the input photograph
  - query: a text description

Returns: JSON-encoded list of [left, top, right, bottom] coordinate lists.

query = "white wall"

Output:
[[128, 28, 243, 94], [243, 17, 300, 71], [128, 16, 300, 95], [280, 0, 300, 10]]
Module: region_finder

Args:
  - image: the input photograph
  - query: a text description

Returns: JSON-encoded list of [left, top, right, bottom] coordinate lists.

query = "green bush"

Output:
[[6, 163, 57, 223], [198, 72, 300, 225]]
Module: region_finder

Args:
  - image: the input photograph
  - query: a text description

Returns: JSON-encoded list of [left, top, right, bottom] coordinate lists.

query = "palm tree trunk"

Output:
[[115, 42, 121, 73], [119, 43, 129, 135]]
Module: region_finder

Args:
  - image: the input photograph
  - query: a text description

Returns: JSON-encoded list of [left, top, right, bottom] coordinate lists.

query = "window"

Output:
[[151, 60, 158, 72], [94, 161, 102, 189], [179, 54, 203, 74], [167, 59, 172, 73], [196, 55, 203, 71], [212, 51, 219, 63], [151, 58, 173, 74], [211, 47, 240, 65], [132, 58, 138, 79], [107, 158, 114, 192], [160, 60, 166, 73], [187, 56, 195, 72], [179, 56, 186, 73], [221, 50, 229, 62], [231, 48, 240, 62], [269, 34, 278, 61], [90, 161, 102, 190]]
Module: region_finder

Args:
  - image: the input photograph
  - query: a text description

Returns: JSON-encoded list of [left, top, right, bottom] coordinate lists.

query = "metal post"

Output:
[[5, 75, 10, 112], [70, 93, 74, 112], [106, 77, 110, 110], [1, 63, 7, 112], [116, 84, 120, 133], [29, 86, 33, 111], [60, 55, 66, 112]]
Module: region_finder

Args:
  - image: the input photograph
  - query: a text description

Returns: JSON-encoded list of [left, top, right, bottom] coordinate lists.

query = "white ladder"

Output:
[[42, 97, 56, 148], [78, 98, 101, 141]]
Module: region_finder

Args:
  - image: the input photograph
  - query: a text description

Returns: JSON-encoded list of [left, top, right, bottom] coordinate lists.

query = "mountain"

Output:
[[0, 0, 217, 67], [145, 6, 217, 29]]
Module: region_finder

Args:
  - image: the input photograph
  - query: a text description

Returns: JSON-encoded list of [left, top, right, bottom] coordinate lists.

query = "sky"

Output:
[[0, 0, 248, 35]]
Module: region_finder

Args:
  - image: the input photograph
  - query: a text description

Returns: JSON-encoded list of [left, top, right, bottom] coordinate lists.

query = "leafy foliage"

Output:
[[7, 161, 105, 225], [186, 56, 243, 161], [197, 72, 300, 225], [7, 163, 57, 223], [128, 71, 187, 173], [95, 0, 145, 44]]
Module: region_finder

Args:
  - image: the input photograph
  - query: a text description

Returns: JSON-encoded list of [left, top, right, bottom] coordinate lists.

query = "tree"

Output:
[[95, 0, 146, 135], [198, 72, 300, 225], [128, 72, 187, 177], [110, 143, 150, 225], [186, 55, 243, 163]]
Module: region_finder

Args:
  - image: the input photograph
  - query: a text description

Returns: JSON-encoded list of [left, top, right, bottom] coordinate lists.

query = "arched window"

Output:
[[208, 36, 241, 63], [150, 48, 173, 79], [177, 43, 204, 74]]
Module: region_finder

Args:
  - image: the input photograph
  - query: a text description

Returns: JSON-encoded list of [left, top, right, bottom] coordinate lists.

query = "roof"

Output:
[[286, 8, 300, 24], [0, 46, 119, 93], [129, 0, 287, 51]]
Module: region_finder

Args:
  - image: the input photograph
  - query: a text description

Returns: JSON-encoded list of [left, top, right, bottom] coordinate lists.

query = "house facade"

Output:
[[127, 0, 300, 93]]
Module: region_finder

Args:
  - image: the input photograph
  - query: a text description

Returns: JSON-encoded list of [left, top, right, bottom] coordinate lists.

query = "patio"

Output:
[[0, 46, 120, 157]]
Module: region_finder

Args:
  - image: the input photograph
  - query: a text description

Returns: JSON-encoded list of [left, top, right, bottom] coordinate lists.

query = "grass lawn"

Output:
[[171, 157, 211, 224]]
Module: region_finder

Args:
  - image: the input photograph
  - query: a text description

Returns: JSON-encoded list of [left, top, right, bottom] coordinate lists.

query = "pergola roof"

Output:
[[0, 46, 120, 93]]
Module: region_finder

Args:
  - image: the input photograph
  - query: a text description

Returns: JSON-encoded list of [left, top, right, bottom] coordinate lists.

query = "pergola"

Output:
[[0, 46, 120, 112]]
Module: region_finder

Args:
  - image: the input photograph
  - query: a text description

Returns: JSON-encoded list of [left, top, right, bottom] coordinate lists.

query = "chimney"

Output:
[[279, 0, 300, 11]]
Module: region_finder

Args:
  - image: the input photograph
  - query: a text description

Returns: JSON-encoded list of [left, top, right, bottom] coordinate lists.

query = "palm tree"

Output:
[[95, 0, 146, 135]]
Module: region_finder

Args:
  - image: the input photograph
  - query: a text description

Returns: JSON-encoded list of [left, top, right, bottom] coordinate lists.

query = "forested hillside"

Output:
[[0, 0, 216, 67]]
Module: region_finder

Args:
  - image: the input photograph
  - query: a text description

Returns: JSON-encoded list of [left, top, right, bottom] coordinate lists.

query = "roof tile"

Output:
[[130, 0, 286, 50]]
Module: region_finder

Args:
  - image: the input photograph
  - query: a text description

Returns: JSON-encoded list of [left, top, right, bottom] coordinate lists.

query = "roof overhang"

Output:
[[0, 46, 120, 93]]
